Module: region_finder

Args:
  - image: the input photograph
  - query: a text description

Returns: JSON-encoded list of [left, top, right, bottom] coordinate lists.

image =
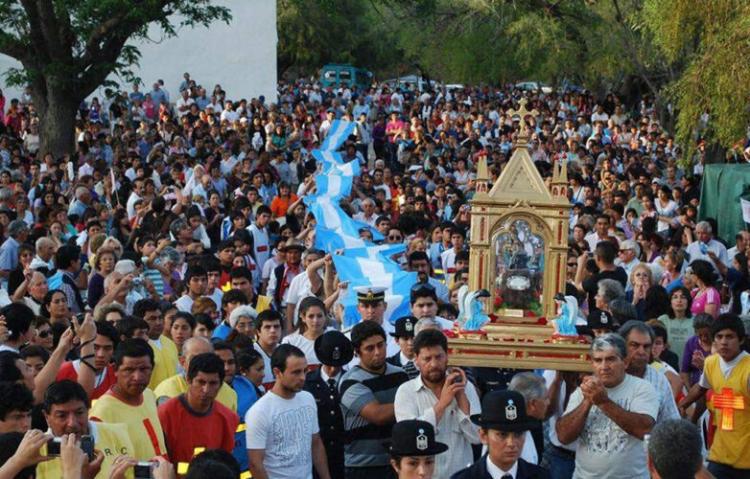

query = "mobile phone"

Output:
[[47, 435, 94, 459], [134, 462, 155, 479], [80, 435, 94, 461], [46, 437, 61, 456], [75, 313, 86, 326]]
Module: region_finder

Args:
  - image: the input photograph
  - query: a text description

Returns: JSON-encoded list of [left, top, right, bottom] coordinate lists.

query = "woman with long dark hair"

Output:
[[657, 286, 693, 365], [686, 259, 720, 319]]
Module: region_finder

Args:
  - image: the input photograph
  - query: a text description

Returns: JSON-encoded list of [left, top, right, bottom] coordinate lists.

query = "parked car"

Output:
[[514, 81, 553, 94], [319, 64, 373, 90]]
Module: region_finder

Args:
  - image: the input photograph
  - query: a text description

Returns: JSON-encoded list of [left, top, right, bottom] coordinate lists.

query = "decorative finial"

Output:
[[507, 98, 539, 148]]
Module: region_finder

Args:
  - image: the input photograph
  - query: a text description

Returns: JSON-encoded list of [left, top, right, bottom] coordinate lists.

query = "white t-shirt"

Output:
[[174, 294, 195, 313], [565, 374, 658, 479], [281, 332, 319, 366], [253, 342, 275, 385], [245, 390, 319, 479]]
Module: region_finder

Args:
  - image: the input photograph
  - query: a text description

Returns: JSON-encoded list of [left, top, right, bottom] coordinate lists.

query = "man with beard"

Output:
[[89, 338, 167, 461], [394, 329, 480, 479], [36, 380, 127, 479], [340, 321, 409, 479], [245, 344, 331, 479]]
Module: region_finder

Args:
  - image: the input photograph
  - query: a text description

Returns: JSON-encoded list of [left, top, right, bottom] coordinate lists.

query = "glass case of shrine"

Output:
[[492, 218, 545, 317]]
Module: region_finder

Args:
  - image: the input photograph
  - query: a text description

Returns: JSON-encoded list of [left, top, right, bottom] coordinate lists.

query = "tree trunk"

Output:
[[36, 87, 79, 159]]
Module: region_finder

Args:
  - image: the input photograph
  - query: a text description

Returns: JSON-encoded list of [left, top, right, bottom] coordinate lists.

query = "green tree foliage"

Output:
[[644, 0, 750, 160], [277, 0, 403, 78], [0, 0, 230, 156]]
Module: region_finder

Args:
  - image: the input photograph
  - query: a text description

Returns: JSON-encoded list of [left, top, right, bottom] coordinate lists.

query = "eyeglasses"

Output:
[[388, 236, 403, 241]]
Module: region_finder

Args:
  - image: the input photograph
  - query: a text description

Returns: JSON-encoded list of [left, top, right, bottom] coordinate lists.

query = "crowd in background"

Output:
[[0, 73, 747, 479]]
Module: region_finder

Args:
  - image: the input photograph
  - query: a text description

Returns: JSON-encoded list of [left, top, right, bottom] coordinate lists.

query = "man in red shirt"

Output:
[[56, 320, 118, 400], [157, 352, 239, 474]]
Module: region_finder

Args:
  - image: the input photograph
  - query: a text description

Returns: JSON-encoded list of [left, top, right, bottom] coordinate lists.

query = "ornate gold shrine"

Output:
[[448, 99, 591, 372]]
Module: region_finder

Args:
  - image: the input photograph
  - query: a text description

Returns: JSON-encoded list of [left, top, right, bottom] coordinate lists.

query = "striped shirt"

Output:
[[339, 363, 408, 468]]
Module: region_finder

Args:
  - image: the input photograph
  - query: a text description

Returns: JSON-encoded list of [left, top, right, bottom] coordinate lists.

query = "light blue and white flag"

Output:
[[313, 149, 344, 167], [314, 173, 352, 199], [321, 119, 356, 151], [343, 243, 406, 264], [323, 158, 361, 177], [314, 226, 370, 251], [307, 197, 384, 242]]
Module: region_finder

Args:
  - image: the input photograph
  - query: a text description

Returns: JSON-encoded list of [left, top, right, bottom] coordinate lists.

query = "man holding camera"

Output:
[[36, 380, 131, 479], [394, 329, 480, 479]]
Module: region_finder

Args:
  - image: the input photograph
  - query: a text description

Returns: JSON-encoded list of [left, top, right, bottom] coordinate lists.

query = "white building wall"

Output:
[[0, 0, 277, 104]]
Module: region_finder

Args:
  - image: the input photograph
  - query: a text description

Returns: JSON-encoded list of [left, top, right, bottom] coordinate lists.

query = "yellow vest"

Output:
[[89, 388, 166, 461], [705, 353, 750, 469], [154, 373, 238, 412], [148, 336, 179, 391], [37, 422, 135, 479]]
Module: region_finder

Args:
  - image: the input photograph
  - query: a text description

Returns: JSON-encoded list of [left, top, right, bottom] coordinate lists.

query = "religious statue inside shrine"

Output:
[[447, 99, 592, 372]]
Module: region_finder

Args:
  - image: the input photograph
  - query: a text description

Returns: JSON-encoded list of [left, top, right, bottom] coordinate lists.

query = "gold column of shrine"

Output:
[[449, 99, 592, 372]]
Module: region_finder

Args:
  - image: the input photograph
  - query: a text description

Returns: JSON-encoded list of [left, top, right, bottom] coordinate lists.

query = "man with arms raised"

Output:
[[556, 333, 658, 478], [245, 344, 331, 479]]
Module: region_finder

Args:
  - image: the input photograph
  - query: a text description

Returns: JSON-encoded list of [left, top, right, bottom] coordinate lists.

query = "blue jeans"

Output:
[[547, 445, 575, 479]]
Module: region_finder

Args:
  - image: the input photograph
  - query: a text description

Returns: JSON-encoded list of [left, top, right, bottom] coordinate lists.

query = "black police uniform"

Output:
[[304, 369, 345, 479]]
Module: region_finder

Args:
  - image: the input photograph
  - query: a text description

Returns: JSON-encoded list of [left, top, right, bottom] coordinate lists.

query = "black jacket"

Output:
[[450, 456, 550, 479], [303, 368, 345, 479]]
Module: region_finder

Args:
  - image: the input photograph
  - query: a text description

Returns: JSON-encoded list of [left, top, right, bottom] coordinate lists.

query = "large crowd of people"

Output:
[[0, 73, 747, 479]]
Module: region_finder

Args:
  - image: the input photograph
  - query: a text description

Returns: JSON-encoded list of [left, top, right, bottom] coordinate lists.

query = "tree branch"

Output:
[[0, 30, 28, 60], [18, 0, 50, 61]]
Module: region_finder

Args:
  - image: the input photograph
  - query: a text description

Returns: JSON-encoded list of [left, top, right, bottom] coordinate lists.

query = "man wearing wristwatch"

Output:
[[56, 319, 118, 400]]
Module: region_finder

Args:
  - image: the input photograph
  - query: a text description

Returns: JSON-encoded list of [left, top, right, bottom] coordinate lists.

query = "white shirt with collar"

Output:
[[486, 455, 518, 479], [320, 367, 342, 387], [394, 374, 481, 479]]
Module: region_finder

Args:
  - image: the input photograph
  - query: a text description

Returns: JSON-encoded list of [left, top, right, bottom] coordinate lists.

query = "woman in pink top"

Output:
[[687, 259, 721, 318]]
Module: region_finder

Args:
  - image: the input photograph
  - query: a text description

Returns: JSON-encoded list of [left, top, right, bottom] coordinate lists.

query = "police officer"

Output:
[[388, 419, 449, 479], [304, 330, 353, 479], [351, 286, 400, 358], [386, 316, 418, 379], [451, 390, 550, 479]]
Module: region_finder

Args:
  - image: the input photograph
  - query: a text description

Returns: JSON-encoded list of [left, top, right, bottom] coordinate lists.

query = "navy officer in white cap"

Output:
[[349, 286, 400, 360], [388, 419, 449, 479], [451, 390, 550, 479]]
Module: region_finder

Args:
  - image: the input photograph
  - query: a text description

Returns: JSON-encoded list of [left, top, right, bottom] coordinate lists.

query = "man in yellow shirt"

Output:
[[37, 380, 134, 478], [134, 298, 179, 390], [90, 338, 167, 461], [680, 313, 750, 479], [154, 336, 238, 412]]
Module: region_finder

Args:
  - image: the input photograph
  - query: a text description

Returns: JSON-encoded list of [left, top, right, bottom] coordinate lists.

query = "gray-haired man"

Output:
[[556, 333, 659, 479]]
